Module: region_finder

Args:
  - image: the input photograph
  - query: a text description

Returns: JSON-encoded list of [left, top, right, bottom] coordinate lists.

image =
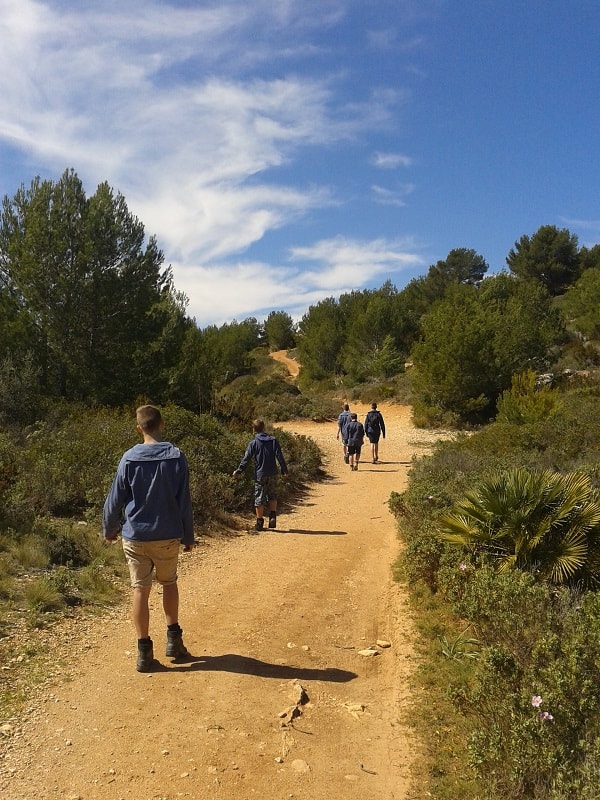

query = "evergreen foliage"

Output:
[[506, 224, 581, 295]]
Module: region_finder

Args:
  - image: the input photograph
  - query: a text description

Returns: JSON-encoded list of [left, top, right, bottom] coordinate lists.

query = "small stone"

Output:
[[301, 645, 310, 651], [357, 648, 378, 657], [275, 757, 284, 763], [180, 772, 189, 778], [377, 639, 392, 648], [65, 739, 73, 746], [345, 703, 365, 713], [161, 749, 170, 756], [290, 759, 310, 774]]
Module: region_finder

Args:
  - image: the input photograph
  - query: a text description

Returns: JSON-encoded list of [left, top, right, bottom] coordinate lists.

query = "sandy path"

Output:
[[1, 402, 443, 800]]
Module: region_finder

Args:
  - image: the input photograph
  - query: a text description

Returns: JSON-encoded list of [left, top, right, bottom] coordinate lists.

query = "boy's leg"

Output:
[[162, 581, 179, 626], [254, 480, 268, 529], [132, 585, 152, 638], [255, 505, 265, 529]]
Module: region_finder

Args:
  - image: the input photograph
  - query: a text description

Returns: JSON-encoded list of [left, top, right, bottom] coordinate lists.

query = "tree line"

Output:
[[1, 168, 599, 426]]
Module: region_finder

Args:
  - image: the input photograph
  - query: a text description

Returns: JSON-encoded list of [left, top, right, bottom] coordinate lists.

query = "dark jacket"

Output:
[[235, 432, 288, 479], [103, 442, 194, 546], [337, 410, 351, 437], [345, 420, 365, 447], [365, 410, 386, 438]]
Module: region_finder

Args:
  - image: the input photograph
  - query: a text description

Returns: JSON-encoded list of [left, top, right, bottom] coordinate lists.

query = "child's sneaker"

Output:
[[255, 517, 265, 531], [268, 513, 277, 529]]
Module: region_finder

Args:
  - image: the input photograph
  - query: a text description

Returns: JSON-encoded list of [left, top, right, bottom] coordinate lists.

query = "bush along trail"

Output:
[[0, 402, 445, 800]]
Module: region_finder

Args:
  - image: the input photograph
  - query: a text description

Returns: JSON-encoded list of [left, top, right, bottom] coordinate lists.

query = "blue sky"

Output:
[[1, 0, 598, 326]]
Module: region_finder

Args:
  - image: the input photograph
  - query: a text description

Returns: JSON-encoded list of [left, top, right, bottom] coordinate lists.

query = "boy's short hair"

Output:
[[136, 405, 163, 434], [253, 418, 265, 433], [371, 402, 378, 409], [350, 412, 358, 420], [343, 403, 349, 411]]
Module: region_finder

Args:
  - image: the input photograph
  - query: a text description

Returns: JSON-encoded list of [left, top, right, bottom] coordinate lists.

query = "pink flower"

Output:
[[459, 563, 467, 571], [538, 711, 554, 721], [531, 695, 542, 708]]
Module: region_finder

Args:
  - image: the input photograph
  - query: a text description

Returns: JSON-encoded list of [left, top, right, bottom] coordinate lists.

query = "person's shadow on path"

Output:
[[151, 653, 357, 682]]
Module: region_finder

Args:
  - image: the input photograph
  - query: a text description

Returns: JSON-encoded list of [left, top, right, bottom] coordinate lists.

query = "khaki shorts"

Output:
[[122, 538, 180, 588]]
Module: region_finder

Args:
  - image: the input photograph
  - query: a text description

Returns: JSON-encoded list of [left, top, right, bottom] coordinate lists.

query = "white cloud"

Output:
[[0, 0, 424, 325], [175, 235, 424, 324], [371, 151, 413, 168], [289, 235, 424, 289], [560, 217, 600, 234], [371, 183, 415, 207]]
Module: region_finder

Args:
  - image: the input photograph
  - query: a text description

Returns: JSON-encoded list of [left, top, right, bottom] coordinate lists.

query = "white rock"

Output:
[[357, 648, 378, 657], [290, 759, 310, 774]]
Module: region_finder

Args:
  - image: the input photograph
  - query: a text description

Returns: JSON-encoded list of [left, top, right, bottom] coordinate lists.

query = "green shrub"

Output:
[[495, 369, 562, 424], [23, 577, 65, 613]]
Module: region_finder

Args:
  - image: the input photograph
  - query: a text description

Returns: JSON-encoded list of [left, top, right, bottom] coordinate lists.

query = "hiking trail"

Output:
[[1, 394, 445, 800]]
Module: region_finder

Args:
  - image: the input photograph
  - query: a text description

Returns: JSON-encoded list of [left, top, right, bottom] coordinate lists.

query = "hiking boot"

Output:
[[344, 454, 349, 464], [166, 626, 190, 659], [268, 513, 277, 529], [136, 637, 155, 672], [255, 517, 265, 531]]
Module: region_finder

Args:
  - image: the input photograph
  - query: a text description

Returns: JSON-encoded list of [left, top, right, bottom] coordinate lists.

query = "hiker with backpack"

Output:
[[364, 402, 386, 464]]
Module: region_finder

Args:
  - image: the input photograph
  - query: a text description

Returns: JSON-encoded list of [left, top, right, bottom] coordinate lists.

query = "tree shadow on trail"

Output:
[[153, 654, 357, 682]]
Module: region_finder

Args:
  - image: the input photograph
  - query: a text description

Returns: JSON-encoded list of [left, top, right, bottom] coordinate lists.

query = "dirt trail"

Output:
[[1, 399, 444, 800]]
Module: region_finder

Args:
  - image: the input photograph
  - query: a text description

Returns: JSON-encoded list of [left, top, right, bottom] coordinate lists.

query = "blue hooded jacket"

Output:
[[235, 432, 288, 480], [103, 442, 194, 545]]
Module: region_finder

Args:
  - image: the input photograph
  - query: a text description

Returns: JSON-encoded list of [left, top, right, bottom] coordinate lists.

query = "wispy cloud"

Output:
[[289, 235, 424, 288], [560, 217, 600, 234], [176, 235, 424, 324], [0, 0, 428, 325], [371, 183, 416, 207], [370, 151, 414, 169]]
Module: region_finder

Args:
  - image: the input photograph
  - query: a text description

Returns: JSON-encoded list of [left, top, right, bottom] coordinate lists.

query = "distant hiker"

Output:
[[345, 412, 365, 471], [103, 405, 194, 672], [233, 418, 289, 531], [364, 402, 386, 463], [337, 403, 352, 463]]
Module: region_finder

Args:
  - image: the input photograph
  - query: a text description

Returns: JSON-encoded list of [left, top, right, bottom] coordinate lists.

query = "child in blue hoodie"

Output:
[[103, 405, 194, 672], [233, 418, 289, 531]]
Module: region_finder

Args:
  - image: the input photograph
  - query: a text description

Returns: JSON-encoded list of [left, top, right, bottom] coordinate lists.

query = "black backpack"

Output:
[[365, 410, 380, 434]]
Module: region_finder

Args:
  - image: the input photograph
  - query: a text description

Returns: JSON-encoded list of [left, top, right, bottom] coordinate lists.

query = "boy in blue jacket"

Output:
[[233, 418, 288, 531], [103, 405, 194, 672]]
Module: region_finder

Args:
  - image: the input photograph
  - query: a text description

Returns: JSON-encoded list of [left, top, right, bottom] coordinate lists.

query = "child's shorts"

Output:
[[254, 475, 278, 507], [347, 445, 362, 456], [122, 538, 180, 588]]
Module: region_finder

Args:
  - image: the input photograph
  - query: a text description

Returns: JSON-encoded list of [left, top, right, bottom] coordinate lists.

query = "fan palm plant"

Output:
[[438, 467, 600, 586]]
